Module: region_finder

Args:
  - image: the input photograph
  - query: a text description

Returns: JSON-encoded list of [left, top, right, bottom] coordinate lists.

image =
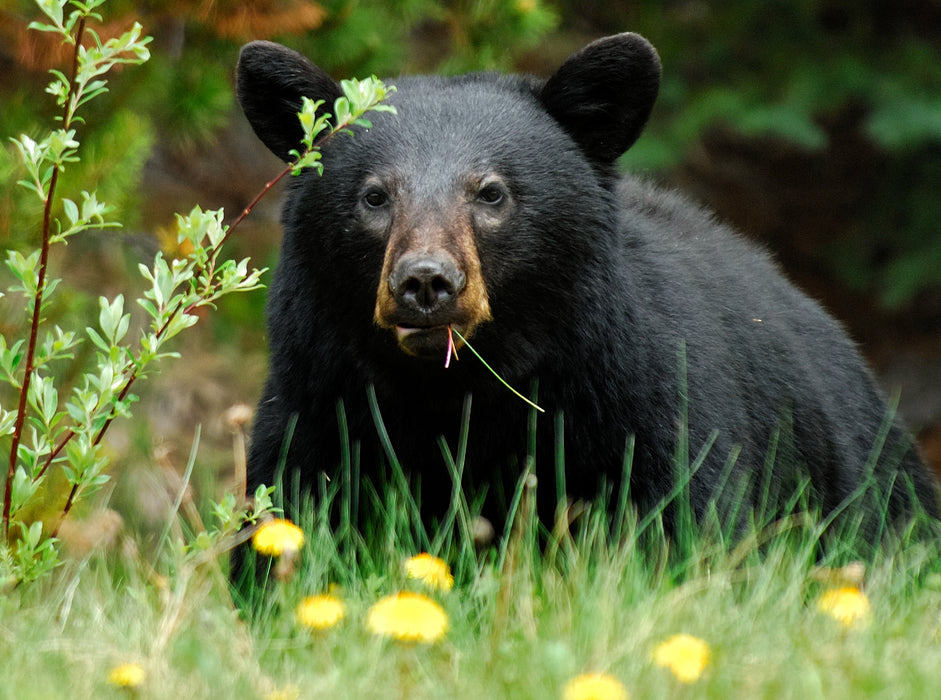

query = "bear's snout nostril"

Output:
[[391, 256, 466, 313]]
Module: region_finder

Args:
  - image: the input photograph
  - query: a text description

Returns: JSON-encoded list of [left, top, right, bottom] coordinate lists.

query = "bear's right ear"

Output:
[[539, 33, 661, 165], [237, 41, 343, 162]]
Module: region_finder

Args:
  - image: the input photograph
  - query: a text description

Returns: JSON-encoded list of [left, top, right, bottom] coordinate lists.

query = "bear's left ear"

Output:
[[237, 41, 343, 162], [540, 33, 661, 165]]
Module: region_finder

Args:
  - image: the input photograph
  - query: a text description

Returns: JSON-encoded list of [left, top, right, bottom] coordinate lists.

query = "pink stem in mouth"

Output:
[[445, 324, 459, 368]]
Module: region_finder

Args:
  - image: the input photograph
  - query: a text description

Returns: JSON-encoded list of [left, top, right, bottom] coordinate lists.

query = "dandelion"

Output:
[[252, 518, 305, 557], [366, 591, 449, 643], [652, 633, 710, 683], [296, 593, 346, 631], [563, 672, 630, 700], [817, 586, 871, 627], [405, 553, 454, 591], [106, 662, 146, 688]]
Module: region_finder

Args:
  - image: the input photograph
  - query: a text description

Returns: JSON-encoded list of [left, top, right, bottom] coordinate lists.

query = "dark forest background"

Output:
[[2, 0, 940, 521]]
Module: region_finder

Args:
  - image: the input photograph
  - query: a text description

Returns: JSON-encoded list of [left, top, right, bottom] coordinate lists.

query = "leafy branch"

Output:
[[1, 0, 396, 585]]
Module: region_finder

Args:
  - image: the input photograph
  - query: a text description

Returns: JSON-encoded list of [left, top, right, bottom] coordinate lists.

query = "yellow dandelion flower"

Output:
[[107, 662, 146, 688], [817, 586, 871, 627], [296, 593, 345, 631], [405, 553, 454, 591], [563, 672, 630, 700], [252, 518, 305, 557], [366, 591, 449, 643], [652, 633, 710, 683]]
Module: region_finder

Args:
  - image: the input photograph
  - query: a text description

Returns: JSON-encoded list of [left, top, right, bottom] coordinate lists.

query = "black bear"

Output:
[[236, 33, 938, 544]]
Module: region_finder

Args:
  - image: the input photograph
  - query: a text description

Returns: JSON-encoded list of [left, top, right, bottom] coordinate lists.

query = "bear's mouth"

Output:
[[395, 324, 465, 359]]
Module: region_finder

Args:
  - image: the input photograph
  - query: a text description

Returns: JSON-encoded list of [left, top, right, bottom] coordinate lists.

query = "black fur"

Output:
[[236, 34, 938, 541]]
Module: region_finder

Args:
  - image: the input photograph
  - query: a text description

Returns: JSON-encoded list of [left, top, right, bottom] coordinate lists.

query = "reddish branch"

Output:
[[3, 18, 86, 538]]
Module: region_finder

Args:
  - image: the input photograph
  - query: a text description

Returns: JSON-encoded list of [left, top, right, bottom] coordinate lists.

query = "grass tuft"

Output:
[[4, 443, 941, 699]]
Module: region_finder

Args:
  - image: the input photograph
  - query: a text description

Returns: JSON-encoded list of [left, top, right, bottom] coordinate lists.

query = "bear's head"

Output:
[[237, 35, 660, 364]]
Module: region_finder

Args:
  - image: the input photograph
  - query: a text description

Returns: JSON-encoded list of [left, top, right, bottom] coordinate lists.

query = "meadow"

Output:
[[3, 465, 941, 700]]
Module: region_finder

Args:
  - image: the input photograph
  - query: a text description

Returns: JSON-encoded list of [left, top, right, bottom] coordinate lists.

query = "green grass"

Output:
[[3, 463, 941, 700]]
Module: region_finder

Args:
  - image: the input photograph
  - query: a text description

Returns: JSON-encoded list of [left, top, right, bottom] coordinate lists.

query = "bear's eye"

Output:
[[363, 189, 389, 208], [476, 183, 505, 205]]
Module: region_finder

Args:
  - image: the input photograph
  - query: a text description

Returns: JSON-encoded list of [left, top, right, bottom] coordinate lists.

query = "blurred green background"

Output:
[[2, 0, 940, 531]]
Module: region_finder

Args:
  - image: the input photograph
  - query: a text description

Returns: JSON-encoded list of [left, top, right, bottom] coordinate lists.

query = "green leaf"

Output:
[[85, 326, 110, 353], [65, 399, 86, 424], [47, 129, 79, 160], [10, 466, 36, 505], [27, 20, 64, 34], [5, 250, 41, 295], [62, 197, 79, 225], [0, 337, 25, 383], [297, 97, 328, 148], [34, 0, 64, 29], [98, 294, 129, 345], [289, 149, 323, 176], [61, 464, 77, 485], [334, 97, 351, 127], [0, 408, 16, 438], [87, 473, 110, 488], [136, 297, 158, 321], [26, 521, 44, 549]]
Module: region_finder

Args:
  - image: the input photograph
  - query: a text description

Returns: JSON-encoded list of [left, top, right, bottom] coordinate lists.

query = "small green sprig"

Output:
[[228, 76, 397, 231], [289, 78, 397, 175]]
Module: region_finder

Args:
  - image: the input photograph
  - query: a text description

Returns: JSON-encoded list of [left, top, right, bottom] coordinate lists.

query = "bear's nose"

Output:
[[390, 254, 466, 313]]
